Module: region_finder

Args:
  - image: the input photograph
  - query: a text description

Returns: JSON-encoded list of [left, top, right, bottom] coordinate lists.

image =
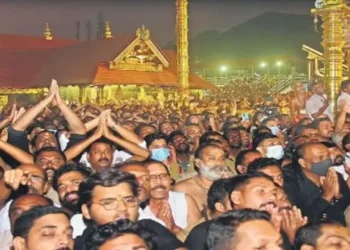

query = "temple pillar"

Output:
[[312, 1, 349, 115], [176, 0, 189, 106], [307, 57, 314, 83]]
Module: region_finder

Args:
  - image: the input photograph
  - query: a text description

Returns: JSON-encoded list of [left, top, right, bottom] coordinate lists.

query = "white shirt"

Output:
[[337, 92, 350, 111], [306, 94, 333, 120], [80, 141, 147, 168], [0, 230, 12, 250], [143, 191, 188, 229], [70, 207, 165, 238], [0, 201, 12, 233]]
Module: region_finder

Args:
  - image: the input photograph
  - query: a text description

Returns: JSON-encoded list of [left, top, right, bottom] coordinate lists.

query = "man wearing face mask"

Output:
[[173, 143, 231, 212], [255, 133, 285, 161], [261, 117, 281, 136], [284, 142, 350, 225]]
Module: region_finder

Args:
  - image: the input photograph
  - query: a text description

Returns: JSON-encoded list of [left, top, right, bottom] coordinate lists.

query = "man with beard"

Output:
[[143, 160, 202, 233], [223, 128, 243, 167], [74, 168, 185, 250], [173, 143, 231, 211], [313, 118, 334, 143], [237, 126, 251, 150], [53, 162, 91, 215], [168, 131, 195, 180], [0, 165, 49, 237], [12, 206, 74, 250], [0, 194, 53, 250]]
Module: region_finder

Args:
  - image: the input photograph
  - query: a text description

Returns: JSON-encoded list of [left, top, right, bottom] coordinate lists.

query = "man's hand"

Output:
[[54, 81, 64, 106], [4, 169, 26, 190], [93, 114, 105, 140], [12, 107, 25, 124], [321, 169, 337, 201], [156, 202, 176, 231], [322, 98, 329, 108], [6, 103, 17, 122], [106, 110, 116, 128], [46, 79, 57, 103], [281, 206, 308, 243]]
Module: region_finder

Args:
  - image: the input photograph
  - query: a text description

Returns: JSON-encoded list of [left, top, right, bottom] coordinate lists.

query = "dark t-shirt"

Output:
[[74, 219, 184, 250]]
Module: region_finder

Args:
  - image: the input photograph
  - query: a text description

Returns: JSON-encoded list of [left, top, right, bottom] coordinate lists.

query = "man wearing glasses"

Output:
[[75, 168, 185, 250], [143, 160, 202, 234], [0, 164, 49, 236]]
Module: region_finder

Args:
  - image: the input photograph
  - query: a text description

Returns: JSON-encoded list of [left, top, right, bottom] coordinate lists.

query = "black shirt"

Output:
[[284, 170, 350, 225], [74, 219, 185, 250]]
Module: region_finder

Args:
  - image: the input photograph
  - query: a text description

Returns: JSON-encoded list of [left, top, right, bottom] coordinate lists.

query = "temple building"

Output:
[[0, 23, 213, 107]]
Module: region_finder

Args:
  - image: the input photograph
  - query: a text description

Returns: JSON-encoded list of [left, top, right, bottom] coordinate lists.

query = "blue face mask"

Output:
[[151, 148, 170, 162]]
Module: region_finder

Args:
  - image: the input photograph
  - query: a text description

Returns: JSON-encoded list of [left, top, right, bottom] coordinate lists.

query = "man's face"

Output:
[[259, 138, 282, 156], [87, 142, 113, 171], [239, 129, 250, 148], [171, 134, 190, 153], [15, 213, 73, 250], [120, 165, 151, 203], [18, 164, 47, 195], [234, 220, 283, 250], [313, 83, 325, 95], [302, 128, 319, 142], [231, 177, 277, 209], [82, 183, 139, 226], [57, 171, 85, 214], [314, 224, 350, 250], [35, 151, 65, 183], [299, 144, 330, 173], [238, 152, 262, 174], [185, 125, 203, 140], [258, 165, 284, 187], [9, 195, 51, 232], [138, 126, 156, 139], [147, 162, 171, 200], [149, 139, 167, 151], [318, 121, 334, 140], [226, 130, 242, 149], [276, 188, 291, 211], [35, 132, 57, 151], [99, 233, 149, 250], [196, 147, 228, 181], [160, 123, 175, 136]]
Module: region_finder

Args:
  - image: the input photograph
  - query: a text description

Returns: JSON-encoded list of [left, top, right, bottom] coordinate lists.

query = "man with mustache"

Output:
[[12, 206, 74, 250], [143, 160, 202, 233], [173, 143, 231, 211], [0, 164, 49, 236], [168, 131, 195, 180], [313, 118, 334, 143], [52, 162, 91, 215], [74, 168, 185, 250]]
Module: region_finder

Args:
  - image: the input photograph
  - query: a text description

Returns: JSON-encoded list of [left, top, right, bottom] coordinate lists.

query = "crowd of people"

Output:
[[1, 79, 350, 250]]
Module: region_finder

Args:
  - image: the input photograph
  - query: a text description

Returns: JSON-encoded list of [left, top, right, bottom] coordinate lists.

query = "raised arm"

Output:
[[107, 110, 143, 144], [55, 83, 87, 135], [12, 81, 56, 131], [103, 123, 150, 162], [64, 116, 104, 161], [0, 139, 34, 164]]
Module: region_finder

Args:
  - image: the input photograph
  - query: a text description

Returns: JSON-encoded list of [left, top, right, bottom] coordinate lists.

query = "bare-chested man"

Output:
[[172, 143, 231, 213], [291, 81, 309, 122]]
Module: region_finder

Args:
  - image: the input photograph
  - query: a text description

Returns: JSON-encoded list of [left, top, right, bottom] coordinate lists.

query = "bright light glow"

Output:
[[260, 62, 267, 68], [276, 61, 283, 67], [220, 65, 228, 72]]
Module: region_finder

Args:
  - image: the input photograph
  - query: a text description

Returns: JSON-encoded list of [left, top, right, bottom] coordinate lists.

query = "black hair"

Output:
[[261, 116, 277, 126], [207, 178, 233, 213], [252, 125, 272, 139], [168, 130, 187, 143], [115, 161, 145, 170], [134, 124, 156, 135], [199, 131, 223, 145], [207, 209, 271, 250], [342, 132, 350, 151], [341, 79, 350, 91], [52, 162, 92, 191], [292, 142, 324, 174], [13, 206, 70, 239], [253, 133, 277, 149], [87, 137, 114, 153], [247, 158, 282, 174], [86, 219, 154, 250], [294, 221, 343, 250], [33, 147, 67, 163], [312, 117, 331, 129], [78, 168, 139, 207], [144, 133, 168, 148], [252, 111, 266, 124], [31, 130, 58, 148]]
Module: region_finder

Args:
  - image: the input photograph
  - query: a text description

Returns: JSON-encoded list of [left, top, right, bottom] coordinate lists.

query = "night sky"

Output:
[[0, 0, 313, 45]]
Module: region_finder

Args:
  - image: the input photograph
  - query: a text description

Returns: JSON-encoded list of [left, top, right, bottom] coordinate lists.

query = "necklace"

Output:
[[193, 176, 210, 193]]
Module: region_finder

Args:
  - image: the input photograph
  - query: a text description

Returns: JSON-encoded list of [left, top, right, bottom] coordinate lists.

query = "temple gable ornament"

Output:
[[109, 25, 170, 72]]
